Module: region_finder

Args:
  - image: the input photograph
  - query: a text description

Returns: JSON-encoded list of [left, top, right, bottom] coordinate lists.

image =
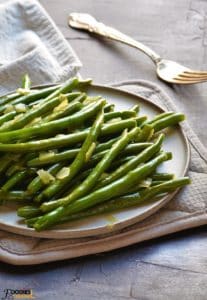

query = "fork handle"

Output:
[[69, 13, 161, 64]]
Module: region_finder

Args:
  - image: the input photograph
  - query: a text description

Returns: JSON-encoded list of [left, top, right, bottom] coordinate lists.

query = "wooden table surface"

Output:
[[1, 1, 207, 299]]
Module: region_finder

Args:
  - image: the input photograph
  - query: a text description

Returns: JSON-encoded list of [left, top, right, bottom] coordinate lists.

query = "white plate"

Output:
[[0, 84, 190, 239]]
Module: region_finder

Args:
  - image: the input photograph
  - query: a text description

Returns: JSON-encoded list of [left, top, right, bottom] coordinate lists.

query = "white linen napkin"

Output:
[[0, 0, 81, 95]]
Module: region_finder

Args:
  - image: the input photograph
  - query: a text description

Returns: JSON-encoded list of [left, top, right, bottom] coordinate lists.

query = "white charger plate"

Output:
[[0, 84, 190, 239]]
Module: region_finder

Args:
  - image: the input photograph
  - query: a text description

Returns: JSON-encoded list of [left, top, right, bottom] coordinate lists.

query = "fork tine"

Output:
[[180, 74, 207, 79], [184, 70, 207, 76], [174, 73, 207, 81], [172, 78, 207, 84], [179, 72, 207, 79], [174, 76, 207, 82], [176, 75, 207, 81]]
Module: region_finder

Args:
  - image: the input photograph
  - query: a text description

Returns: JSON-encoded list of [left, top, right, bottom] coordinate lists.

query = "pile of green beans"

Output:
[[0, 76, 190, 231]]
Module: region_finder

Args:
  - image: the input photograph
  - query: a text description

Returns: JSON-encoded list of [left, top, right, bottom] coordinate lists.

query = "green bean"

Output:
[[0, 99, 106, 143], [104, 111, 136, 121], [95, 137, 118, 153], [122, 142, 153, 154], [135, 124, 154, 142], [152, 173, 174, 181], [28, 91, 82, 109], [26, 216, 42, 227], [1, 170, 30, 191], [84, 141, 153, 170], [0, 92, 21, 106], [0, 111, 17, 126], [125, 168, 162, 191], [27, 163, 64, 195], [83, 95, 102, 106], [18, 206, 42, 219], [0, 95, 67, 132], [96, 134, 164, 189], [41, 94, 86, 123], [0, 119, 137, 153], [44, 101, 82, 123], [44, 77, 79, 101], [34, 153, 134, 202], [126, 180, 152, 194], [147, 111, 174, 125], [0, 153, 21, 175], [5, 164, 23, 177], [56, 168, 94, 199], [0, 190, 31, 203], [26, 100, 82, 129], [53, 156, 137, 202], [38, 107, 105, 201], [151, 113, 185, 132], [150, 180, 166, 186], [27, 149, 80, 167], [5, 153, 36, 177], [104, 104, 115, 112], [101, 119, 137, 135], [20, 216, 38, 226], [135, 115, 147, 126], [76, 78, 92, 89], [0, 156, 13, 174], [93, 147, 148, 172], [0, 85, 60, 114], [41, 127, 140, 211], [32, 152, 135, 176], [107, 156, 136, 172], [25, 157, 138, 223], [27, 138, 144, 168], [84, 153, 136, 173], [5, 165, 24, 177], [28, 140, 151, 168], [22, 74, 31, 90], [53, 177, 191, 224], [34, 151, 170, 230], [36, 169, 94, 204], [130, 104, 140, 114]]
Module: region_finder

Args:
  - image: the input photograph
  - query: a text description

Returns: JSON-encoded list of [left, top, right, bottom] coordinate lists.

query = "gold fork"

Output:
[[68, 13, 207, 85]]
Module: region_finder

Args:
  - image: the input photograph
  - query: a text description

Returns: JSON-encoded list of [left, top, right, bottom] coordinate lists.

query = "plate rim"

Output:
[[0, 83, 190, 238]]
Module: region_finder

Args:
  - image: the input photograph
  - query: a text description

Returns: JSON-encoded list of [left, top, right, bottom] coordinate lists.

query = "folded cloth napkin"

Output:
[[0, 79, 206, 265], [0, 0, 207, 265], [0, 0, 81, 95]]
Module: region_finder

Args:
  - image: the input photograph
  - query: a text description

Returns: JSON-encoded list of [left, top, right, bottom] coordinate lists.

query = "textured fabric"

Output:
[[0, 80, 206, 265], [0, 0, 81, 95]]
